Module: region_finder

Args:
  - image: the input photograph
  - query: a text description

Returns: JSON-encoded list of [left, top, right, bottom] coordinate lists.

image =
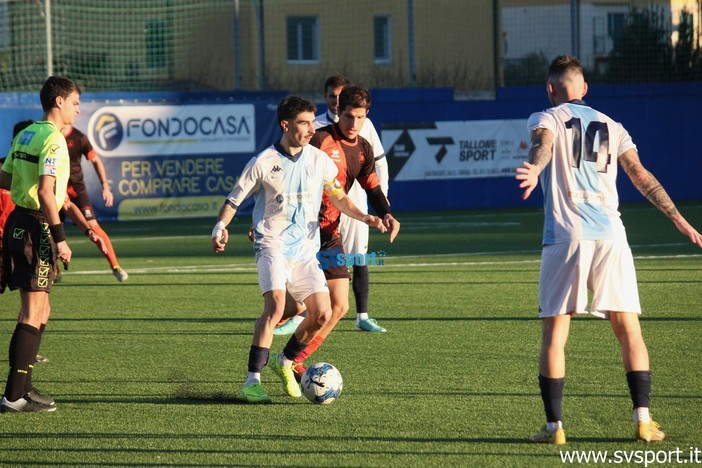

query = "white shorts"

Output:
[[538, 239, 641, 319], [339, 181, 369, 255], [256, 249, 328, 303]]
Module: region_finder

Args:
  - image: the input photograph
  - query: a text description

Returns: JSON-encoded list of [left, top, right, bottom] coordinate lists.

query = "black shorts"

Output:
[[319, 235, 351, 281], [1, 207, 58, 293], [69, 182, 95, 221]]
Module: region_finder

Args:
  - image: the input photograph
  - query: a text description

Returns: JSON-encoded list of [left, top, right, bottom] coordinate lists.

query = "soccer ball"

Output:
[[301, 362, 343, 404]]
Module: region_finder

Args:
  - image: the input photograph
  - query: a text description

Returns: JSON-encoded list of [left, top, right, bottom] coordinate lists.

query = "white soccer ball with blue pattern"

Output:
[[301, 362, 343, 404]]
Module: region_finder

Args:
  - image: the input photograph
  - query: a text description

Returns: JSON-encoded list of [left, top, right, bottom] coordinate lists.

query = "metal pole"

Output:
[[407, 0, 415, 87], [493, 0, 503, 89], [233, 0, 241, 89], [256, 0, 265, 90], [570, 0, 580, 57], [45, 0, 53, 77]]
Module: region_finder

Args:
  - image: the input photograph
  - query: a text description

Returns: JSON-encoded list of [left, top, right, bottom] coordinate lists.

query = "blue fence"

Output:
[[1, 82, 700, 221]]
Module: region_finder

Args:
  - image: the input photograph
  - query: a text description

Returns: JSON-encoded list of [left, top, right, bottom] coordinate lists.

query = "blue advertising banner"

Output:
[[74, 99, 281, 221]]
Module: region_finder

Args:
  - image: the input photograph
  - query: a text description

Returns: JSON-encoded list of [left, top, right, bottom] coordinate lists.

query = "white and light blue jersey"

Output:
[[226, 143, 339, 260], [528, 101, 636, 244]]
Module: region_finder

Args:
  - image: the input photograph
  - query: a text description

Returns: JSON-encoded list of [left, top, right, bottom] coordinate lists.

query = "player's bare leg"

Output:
[[290, 278, 349, 379], [240, 289, 286, 403], [609, 312, 664, 442], [273, 295, 306, 336], [87, 219, 128, 282], [530, 315, 570, 444], [270, 291, 333, 398]]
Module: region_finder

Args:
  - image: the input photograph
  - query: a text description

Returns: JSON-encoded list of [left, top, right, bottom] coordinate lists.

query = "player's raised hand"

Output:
[[383, 214, 400, 243], [363, 214, 386, 233], [211, 221, 229, 253], [516, 161, 540, 200]]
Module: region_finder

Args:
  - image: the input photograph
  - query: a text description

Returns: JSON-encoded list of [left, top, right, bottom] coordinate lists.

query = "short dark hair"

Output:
[[13, 119, 34, 138], [338, 84, 371, 112], [277, 96, 316, 128], [547, 55, 583, 81], [39, 76, 81, 112], [323, 75, 350, 93]]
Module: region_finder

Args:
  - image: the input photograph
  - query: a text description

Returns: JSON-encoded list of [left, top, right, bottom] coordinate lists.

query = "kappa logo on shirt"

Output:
[[271, 165, 282, 173]]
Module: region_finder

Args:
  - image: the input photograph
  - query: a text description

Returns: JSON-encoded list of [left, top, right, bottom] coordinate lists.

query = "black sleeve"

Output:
[[365, 185, 391, 218]]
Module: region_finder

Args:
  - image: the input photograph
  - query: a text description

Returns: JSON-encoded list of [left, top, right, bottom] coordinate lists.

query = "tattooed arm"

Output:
[[516, 128, 554, 200], [619, 148, 702, 248]]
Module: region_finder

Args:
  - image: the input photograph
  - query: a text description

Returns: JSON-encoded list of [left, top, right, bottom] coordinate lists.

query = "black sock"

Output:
[[25, 323, 46, 394], [5, 323, 40, 401], [539, 374, 565, 422], [282, 334, 308, 362], [247, 345, 269, 373], [352, 265, 369, 315], [626, 370, 651, 408]]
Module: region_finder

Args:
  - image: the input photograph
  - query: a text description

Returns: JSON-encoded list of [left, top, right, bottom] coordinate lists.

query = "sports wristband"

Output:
[[85, 228, 94, 236], [212, 221, 226, 239], [49, 223, 66, 243]]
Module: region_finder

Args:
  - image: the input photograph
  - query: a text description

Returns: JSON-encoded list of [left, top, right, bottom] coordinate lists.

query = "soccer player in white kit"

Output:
[[274, 75, 390, 335], [516, 55, 702, 444], [211, 96, 385, 403]]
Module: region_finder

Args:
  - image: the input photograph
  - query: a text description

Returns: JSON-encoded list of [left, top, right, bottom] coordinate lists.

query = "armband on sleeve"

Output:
[[324, 178, 344, 197]]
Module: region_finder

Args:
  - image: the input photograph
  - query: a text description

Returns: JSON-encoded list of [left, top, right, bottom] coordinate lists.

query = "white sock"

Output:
[[357, 313, 369, 323], [546, 421, 562, 432], [634, 407, 650, 423], [291, 314, 305, 325], [278, 353, 293, 367], [244, 372, 260, 387]]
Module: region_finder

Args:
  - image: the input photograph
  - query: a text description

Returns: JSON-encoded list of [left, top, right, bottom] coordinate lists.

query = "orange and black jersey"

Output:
[[64, 126, 98, 195], [311, 123, 391, 242]]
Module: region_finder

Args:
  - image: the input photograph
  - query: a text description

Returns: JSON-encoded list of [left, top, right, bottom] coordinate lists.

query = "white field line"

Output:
[[64, 251, 702, 276]]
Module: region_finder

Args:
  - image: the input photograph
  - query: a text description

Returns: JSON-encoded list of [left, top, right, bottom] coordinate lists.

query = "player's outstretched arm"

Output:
[[328, 186, 386, 233], [619, 149, 702, 248], [211, 202, 237, 253], [516, 128, 554, 200], [63, 198, 108, 255]]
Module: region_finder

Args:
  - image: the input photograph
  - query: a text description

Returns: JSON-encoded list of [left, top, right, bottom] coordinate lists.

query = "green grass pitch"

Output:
[[0, 202, 700, 466]]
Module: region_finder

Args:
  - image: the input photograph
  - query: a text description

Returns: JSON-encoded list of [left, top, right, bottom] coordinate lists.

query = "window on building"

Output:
[[145, 19, 168, 69], [593, 16, 605, 55], [374, 15, 391, 63], [608, 12, 626, 43], [287, 16, 319, 63]]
